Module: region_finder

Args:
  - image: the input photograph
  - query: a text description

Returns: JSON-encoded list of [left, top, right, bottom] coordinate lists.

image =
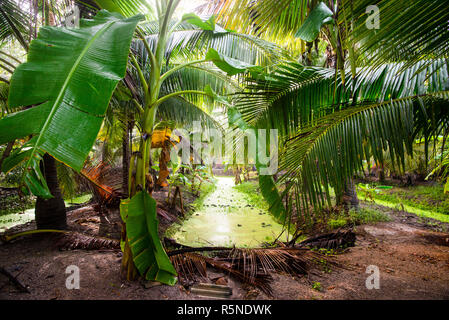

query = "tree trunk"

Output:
[[337, 179, 359, 212], [122, 120, 131, 199], [0, 141, 14, 171], [35, 154, 67, 230], [378, 161, 386, 183]]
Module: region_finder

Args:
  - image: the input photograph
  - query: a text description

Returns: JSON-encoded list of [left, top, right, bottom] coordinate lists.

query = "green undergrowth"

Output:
[[189, 179, 217, 211], [356, 182, 449, 223], [373, 198, 449, 223], [0, 194, 35, 217], [327, 207, 391, 230], [371, 184, 449, 215]]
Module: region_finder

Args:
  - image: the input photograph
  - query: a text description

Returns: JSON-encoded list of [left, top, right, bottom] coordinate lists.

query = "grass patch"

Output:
[[373, 198, 449, 223], [359, 183, 449, 223], [312, 281, 322, 291], [371, 184, 449, 215], [327, 207, 391, 230]]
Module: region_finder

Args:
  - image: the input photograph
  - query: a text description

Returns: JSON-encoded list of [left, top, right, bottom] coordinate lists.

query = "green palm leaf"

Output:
[[0, 0, 29, 50], [345, 0, 449, 70], [136, 19, 288, 67], [281, 92, 449, 213], [0, 10, 142, 197]]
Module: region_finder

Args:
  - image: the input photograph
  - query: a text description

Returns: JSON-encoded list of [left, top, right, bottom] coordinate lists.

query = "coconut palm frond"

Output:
[[210, 0, 307, 39], [236, 59, 449, 137], [0, 0, 29, 51], [344, 0, 449, 71], [203, 0, 309, 54], [281, 92, 449, 214], [81, 161, 122, 205], [157, 96, 221, 130], [56, 231, 121, 250], [168, 245, 335, 296], [77, 0, 155, 19], [170, 252, 208, 284], [136, 18, 288, 68], [297, 229, 356, 249]]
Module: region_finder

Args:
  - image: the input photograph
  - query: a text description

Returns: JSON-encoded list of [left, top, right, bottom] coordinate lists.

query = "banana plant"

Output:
[[0, 0, 270, 285], [117, 0, 266, 284]]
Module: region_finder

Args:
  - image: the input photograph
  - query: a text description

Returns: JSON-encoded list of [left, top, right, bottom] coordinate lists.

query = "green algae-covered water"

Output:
[[0, 208, 34, 233], [168, 177, 290, 247], [0, 194, 92, 233]]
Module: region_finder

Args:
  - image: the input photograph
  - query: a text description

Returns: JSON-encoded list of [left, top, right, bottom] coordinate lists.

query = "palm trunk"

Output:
[[336, 179, 359, 212], [122, 120, 131, 199], [0, 141, 14, 171], [35, 154, 67, 230]]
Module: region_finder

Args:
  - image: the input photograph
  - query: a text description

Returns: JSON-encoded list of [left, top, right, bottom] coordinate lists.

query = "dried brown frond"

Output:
[[170, 252, 208, 285], [168, 246, 338, 296], [297, 229, 356, 250], [55, 232, 120, 250], [157, 206, 178, 223], [81, 162, 122, 205]]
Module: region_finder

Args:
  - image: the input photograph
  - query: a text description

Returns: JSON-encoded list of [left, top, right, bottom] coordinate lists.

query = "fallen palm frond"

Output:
[[170, 252, 208, 284], [170, 251, 273, 295], [157, 204, 179, 223], [168, 242, 339, 296], [55, 232, 120, 251], [1, 229, 120, 251], [297, 229, 356, 250]]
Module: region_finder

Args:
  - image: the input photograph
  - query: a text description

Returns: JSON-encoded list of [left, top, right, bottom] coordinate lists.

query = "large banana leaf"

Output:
[[120, 191, 177, 285], [294, 2, 333, 42], [0, 10, 142, 197]]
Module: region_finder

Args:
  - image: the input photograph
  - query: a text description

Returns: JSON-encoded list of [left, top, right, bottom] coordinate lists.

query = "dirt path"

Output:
[[258, 221, 449, 300], [1, 203, 448, 300]]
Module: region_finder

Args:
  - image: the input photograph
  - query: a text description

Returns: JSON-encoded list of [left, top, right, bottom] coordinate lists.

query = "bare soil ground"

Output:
[[1, 199, 448, 300]]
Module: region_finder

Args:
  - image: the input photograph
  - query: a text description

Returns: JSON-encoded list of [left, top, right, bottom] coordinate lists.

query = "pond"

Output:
[[168, 177, 291, 247], [0, 194, 92, 233], [0, 208, 34, 233]]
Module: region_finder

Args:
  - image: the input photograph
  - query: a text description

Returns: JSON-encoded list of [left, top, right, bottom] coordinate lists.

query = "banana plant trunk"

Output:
[[121, 136, 149, 279], [35, 154, 67, 230]]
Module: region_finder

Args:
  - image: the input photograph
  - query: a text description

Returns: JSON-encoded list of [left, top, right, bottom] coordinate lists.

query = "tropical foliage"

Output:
[[0, 0, 448, 288]]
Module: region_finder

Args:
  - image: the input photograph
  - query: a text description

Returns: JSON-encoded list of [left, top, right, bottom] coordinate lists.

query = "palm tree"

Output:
[[220, 0, 449, 223], [0, 0, 284, 285], [109, 0, 284, 284]]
